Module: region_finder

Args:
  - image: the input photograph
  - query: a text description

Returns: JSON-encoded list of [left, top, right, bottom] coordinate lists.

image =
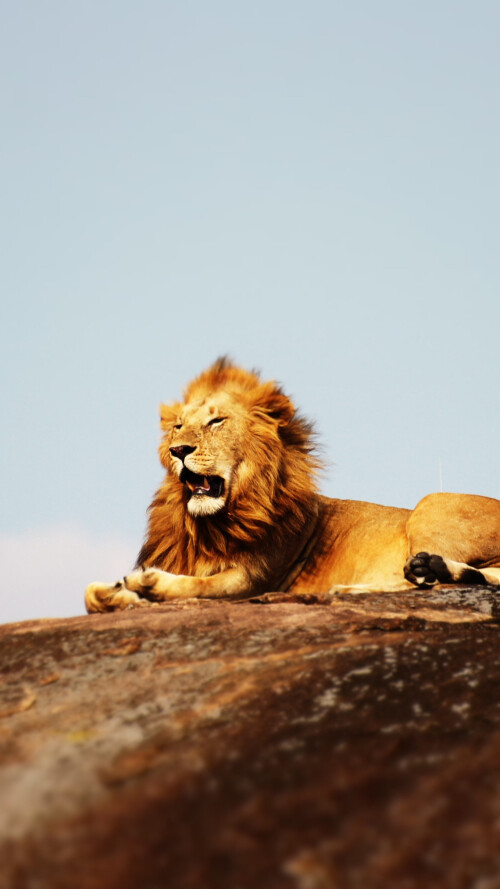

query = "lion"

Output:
[[85, 358, 500, 613]]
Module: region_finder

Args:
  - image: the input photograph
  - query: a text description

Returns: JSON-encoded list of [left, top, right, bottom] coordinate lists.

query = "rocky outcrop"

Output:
[[1, 587, 500, 888]]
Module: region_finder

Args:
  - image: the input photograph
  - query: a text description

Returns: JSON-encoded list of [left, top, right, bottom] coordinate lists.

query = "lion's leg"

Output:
[[85, 581, 151, 614], [482, 567, 500, 584], [123, 565, 251, 600], [405, 492, 500, 589], [404, 552, 500, 588]]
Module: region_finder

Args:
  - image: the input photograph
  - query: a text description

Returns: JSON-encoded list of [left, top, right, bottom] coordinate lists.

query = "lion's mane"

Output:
[[136, 358, 321, 583]]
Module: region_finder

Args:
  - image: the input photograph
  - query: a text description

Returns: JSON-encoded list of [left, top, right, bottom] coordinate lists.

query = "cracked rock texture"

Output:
[[1, 587, 500, 889]]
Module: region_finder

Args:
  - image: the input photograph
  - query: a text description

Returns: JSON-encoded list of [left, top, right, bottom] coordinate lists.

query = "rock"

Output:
[[1, 587, 500, 888]]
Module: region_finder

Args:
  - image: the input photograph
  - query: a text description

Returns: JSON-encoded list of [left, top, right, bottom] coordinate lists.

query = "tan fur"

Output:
[[85, 359, 500, 613]]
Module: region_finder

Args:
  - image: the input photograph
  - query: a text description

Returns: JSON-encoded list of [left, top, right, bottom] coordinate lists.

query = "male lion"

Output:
[[85, 358, 500, 612]]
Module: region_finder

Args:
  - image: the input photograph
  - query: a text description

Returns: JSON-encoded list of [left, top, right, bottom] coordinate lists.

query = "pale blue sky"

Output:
[[2, 1, 500, 622]]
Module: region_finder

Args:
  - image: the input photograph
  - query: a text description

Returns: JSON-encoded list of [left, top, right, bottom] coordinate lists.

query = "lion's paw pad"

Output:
[[404, 552, 452, 587]]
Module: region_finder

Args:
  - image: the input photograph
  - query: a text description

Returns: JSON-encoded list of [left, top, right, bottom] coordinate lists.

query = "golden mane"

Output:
[[136, 358, 321, 580]]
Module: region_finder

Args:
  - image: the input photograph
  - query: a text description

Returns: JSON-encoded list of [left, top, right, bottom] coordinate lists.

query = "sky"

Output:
[[2, 0, 500, 623]]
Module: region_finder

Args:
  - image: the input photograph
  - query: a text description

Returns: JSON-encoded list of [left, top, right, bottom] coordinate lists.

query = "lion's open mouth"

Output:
[[180, 468, 225, 499]]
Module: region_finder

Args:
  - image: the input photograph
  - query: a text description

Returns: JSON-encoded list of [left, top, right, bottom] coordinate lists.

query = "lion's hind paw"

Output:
[[404, 552, 452, 588]]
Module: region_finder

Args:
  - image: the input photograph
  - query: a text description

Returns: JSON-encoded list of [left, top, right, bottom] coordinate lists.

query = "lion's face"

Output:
[[159, 391, 251, 517]]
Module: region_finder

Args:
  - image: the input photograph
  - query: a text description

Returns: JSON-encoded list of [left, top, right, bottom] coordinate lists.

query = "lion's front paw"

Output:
[[404, 552, 452, 588], [85, 581, 151, 614], [124, 567, 173, 600]]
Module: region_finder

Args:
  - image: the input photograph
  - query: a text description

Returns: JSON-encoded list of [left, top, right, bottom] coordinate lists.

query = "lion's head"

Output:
[[138, 358, 320, 575], [159, 387, 250, 518]]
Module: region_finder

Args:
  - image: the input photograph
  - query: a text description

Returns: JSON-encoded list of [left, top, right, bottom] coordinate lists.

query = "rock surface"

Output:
[[1, 587, 500, 888]]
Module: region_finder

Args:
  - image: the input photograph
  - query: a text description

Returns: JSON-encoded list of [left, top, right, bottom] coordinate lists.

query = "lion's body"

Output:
[[85, 360, 500, 613], [286, 493, 500, 593]]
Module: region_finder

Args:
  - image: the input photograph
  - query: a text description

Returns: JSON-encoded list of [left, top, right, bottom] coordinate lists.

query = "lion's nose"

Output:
[[170, 445, 196, 462]]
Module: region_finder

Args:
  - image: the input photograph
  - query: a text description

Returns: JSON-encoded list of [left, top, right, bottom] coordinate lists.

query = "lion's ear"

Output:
[[251, 383, 295, 427], [159, 402, 182, 430]]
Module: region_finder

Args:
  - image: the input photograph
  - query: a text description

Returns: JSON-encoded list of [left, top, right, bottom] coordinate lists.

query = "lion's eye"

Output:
[[173, 423, 183, 430], [207, 417, 226, 427]]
